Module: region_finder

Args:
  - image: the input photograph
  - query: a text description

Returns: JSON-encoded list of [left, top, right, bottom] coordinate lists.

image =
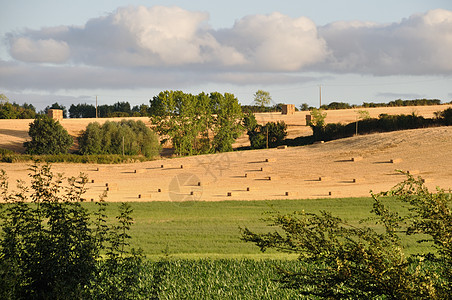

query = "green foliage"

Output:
[[438, 107, 452, 125], [253, 90, 272, 107], [78, 120, 160, 158], [299, 103, 310, 111], [210, 92, 244, 152], [24, 115, 73, 155], [0, 163, 145, 299], [363, 98, 442, 108], [309, 108, 327, 127], [357, 109, 370, 120], [141, 259, 300, 299], [69, 103, 96, 118], [150, 91, 243, 156], [320, 101, 353, 110], [241, 175, 452, 299], [0, 94, 37, 119], [243, 112, 287, 149], [311, 110, 450, 142]]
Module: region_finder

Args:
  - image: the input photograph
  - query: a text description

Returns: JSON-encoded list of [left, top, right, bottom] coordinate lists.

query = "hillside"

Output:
[[1, 124, 451, 202], [1, 105, 451, 153]]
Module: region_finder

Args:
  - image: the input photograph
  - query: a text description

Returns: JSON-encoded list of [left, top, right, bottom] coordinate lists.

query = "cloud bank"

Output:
[[2, 6, 452, 91]]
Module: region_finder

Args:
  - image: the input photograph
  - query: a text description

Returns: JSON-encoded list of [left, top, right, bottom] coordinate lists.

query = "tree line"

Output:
[[4, 92, 448, 120]]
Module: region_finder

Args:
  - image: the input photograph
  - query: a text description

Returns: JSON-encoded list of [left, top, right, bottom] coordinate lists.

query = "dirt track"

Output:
[[1, 105, 451, 202]]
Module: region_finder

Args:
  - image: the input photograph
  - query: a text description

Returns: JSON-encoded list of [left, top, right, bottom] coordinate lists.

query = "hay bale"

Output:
[[246, 187, 250, 191], [313, 141, 325, 144], [158, 188, 162, 193], [138, 194, 141, 199], [267, 175, 280, 181], [285, 191, 298, 196], [260, 167, 273, 172], [47, 109, 63, 120], [227, 192, 232, 197], [134, 169, 146, 174], [390, 158, 402, 164], [318, 176, 329, 181], [328, 191, 332, 196], [351, 157, 363, 162], [277, 145, 287, 149], [190, 191, 194, 196], [265, 158, 276, 163], [161, 164, 164, 168], [105, 183, 118, 190], [180, 165, 184, 169], [197, 182, 202, 186], [245, 173, 256, 178], [91, 179, 95, 183], [281, 104, 295, 115], [352, 178, 363, 183]]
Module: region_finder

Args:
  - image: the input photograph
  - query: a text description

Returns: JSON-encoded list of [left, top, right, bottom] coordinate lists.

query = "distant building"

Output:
[[47, 109, 63, 120], [281, 104, 295, 115]]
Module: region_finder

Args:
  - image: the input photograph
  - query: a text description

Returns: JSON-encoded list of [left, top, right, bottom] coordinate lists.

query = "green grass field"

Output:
[[85, 196, 431, 259]]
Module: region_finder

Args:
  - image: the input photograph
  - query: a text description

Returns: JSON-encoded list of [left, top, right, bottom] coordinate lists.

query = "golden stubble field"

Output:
[[1, 105, 451, 202]]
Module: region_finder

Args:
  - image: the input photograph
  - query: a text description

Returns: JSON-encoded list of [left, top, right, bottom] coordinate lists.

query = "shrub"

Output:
[[439, 108, 452, 125], [0, 163, 144, 299], [241, 174, 451, 298], [78, 120, 160, 158], [24, 115, 73, 155], [244, 113, 287, 149]]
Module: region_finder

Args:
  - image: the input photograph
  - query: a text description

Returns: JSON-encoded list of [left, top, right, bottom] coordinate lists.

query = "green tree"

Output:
[[253, 90, 272, 107], [309, 108, 327, 127], [299, 103, 310, 111], [210, 92, 243, 152], [0, 94, 36, 119], [244, 112, 287, 149], [150, 91, 243, 155], [24, 115, 73, 155], [78, 120, 160, 158], [0, 163, 145, 299], [241, 174, 451, 299]]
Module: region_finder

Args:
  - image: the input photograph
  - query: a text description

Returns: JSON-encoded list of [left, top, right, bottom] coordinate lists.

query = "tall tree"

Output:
[[253, 90, 272, 107], [150, 91, 243, 155], [24, 115, 73, 154]]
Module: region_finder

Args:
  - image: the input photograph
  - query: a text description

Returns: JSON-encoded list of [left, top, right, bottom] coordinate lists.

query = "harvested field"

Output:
[[0, 105, 451, 202]]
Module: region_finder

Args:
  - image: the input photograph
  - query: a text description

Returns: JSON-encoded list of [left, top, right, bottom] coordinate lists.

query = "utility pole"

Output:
[[319, 85, 322, 108], [95, 95, 98, 118]]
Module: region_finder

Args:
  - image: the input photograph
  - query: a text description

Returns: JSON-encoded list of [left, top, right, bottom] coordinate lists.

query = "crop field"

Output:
[[87, 197, 431, 259]]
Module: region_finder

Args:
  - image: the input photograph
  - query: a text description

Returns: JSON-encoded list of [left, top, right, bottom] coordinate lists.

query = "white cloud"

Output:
[[1, 6, 452, 92], [9, 37, 70, 63], [216, 12, 328, 71], [318, 9, 452, 75], [5, 6, 326, 71]]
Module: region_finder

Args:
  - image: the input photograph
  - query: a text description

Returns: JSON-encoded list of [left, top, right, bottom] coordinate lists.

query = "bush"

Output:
[[244, 113, 287, 149], [24, 115, 73, 155], [439, 108, 452, 125], [78, 120, 160, 158], [241, 174, 451, 298], [0, 163, 144, 299]]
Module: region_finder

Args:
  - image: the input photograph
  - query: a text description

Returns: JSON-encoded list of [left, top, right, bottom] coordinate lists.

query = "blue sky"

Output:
[[1, 0, 451, 110]]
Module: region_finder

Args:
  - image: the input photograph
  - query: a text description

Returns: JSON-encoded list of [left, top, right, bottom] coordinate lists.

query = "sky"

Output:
[[1, 0, 452, 111]]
